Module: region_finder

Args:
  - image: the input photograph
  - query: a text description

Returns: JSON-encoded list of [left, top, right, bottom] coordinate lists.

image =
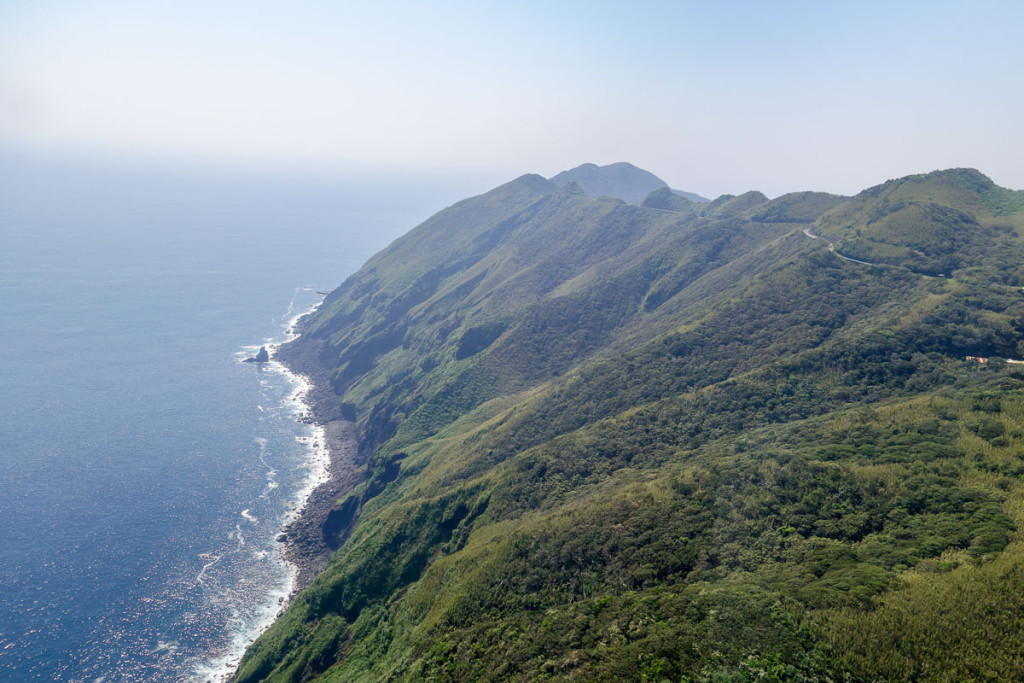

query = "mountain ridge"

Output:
[[550, 161, 708, 205], [237, 165, 1024, 682]]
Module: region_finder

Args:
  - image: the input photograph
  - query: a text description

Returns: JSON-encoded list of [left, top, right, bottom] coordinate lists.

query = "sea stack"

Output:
[[245, 346, 270, 363]]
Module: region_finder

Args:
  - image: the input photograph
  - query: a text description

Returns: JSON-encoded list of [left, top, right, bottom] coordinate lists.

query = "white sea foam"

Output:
[[153, 640, 180, 654], [191, 293, 325, 682], [232, 343, 268, 366], [196, 553, 222, 587], [190, 570, 294, 683], [240, 509, 257, 524], [271, 362, 331, 525]]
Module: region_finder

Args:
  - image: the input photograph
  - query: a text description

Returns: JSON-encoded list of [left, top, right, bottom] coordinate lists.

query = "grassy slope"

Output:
[[238, 169, 1024, 682]]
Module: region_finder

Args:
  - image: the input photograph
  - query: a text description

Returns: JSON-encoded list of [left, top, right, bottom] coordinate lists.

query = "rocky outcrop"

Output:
[[244, 346, 270, 363]]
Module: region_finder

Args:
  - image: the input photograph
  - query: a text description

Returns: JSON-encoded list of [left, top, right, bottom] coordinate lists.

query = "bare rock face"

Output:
[[244, 346, 270, 363]]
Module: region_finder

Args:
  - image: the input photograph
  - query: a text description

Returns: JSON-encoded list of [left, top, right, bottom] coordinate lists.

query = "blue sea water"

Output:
[[0, 153, 478, 681]]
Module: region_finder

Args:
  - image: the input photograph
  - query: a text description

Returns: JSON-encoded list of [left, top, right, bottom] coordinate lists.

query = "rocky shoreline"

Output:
[[274, 335, 365, 596], [279, 419, 359, 591], [228, 331, 364, 681]]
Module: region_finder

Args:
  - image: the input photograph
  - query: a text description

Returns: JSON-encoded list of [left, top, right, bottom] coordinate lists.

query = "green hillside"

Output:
[[641, 187, 696, 213], [817, 169, 1024, 278], [238, 167, 1024, 682]]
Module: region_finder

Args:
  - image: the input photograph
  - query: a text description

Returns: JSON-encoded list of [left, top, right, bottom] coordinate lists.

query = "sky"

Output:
[[2, 0, 1022, 198]]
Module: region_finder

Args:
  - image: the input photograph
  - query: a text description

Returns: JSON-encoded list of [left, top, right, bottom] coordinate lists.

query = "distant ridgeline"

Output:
[[237, 164, 1024, 682]]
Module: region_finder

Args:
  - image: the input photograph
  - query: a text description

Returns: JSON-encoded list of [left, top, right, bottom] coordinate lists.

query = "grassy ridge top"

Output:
[[817, 169, 1024, 277], [242, 167, 1024, 682]]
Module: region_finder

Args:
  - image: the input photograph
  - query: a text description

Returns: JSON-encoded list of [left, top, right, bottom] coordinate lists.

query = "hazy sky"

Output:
[[2, 0, 1022, 197]]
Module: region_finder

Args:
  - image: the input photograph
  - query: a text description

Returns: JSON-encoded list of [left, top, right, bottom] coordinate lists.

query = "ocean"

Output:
[[0, 152, 478, 681]]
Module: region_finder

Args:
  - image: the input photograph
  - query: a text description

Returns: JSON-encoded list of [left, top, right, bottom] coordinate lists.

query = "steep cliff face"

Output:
[[239, 168, 1024, 682]]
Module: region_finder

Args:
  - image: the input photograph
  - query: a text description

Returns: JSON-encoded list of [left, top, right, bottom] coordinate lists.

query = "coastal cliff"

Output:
[[238, 165, 1024, 681]]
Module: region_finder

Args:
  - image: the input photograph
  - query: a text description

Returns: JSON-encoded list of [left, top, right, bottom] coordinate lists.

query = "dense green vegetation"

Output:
[[640, 187, 696, 213], [243, 167, 1024, 681], [751, 191, 847, 224]]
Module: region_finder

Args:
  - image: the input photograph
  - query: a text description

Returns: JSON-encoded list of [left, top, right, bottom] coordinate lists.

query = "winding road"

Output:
[[803, 228, 876, 266]]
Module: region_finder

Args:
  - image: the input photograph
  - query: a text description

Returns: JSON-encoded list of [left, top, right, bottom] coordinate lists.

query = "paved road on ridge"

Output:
[[802, 227, 876, 266]]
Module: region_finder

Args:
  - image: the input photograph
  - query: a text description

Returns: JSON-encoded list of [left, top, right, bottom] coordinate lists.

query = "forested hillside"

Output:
[[237, 167, 1024, 682]]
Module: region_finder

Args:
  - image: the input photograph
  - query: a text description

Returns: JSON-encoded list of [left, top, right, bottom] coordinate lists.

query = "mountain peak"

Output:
[[641, 186, 695, 212], [554, 180, 586, 197], [813, 168, 1024, 276], [549, 162, 669, 205], [702, 190, 770, 218], [836, 167, 1024, 222]]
